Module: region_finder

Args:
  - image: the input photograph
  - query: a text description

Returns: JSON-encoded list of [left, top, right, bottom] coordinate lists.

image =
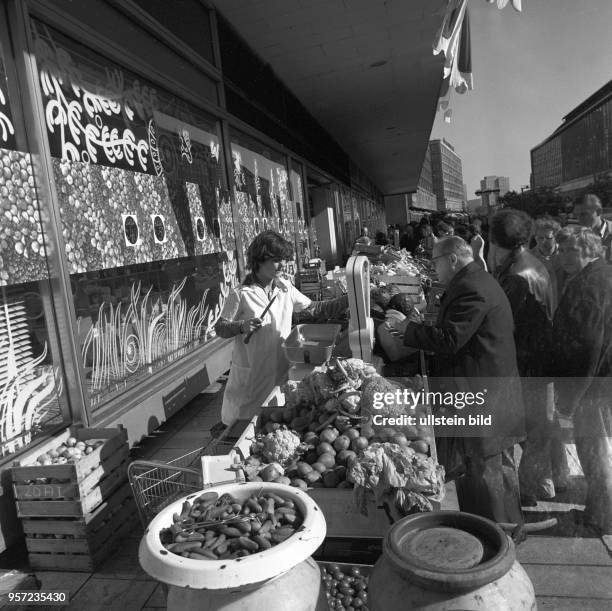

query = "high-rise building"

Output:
[[429, 139, 465, 211], [479, 175, 510, 210], [384, 147, 437, 224], [531, 80, 612, 196]]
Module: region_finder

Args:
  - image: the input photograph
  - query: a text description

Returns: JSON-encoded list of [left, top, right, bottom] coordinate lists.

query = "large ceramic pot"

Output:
[[139, 482, 328, 611], [369, 511, 536, 610]]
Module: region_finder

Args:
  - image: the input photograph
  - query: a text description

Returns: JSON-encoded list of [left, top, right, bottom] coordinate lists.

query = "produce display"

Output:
[[369, 249, 436, 282], [159, 490, 304, 560], [321, 564, 370, 610], [234, 359, 439, 511], [34, 436, 104, 465]]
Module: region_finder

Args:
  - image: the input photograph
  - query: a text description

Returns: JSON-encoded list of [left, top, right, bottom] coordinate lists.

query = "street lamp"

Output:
[[520, 185, 529, 193], [475, 188, 500, 216]]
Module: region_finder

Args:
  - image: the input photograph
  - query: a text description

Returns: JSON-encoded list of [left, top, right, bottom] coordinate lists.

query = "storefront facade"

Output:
[[0, 0, 385, 550]]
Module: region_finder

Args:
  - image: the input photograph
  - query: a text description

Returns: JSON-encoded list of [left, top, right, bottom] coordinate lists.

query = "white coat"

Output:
[[220, 278, 311, 425]]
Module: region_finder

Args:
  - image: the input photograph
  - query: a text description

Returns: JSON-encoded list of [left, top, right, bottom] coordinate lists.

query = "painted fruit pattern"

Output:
[[53, 159, 187, 274], [186, 181, 219, 255], [0, 149, 49, 287]]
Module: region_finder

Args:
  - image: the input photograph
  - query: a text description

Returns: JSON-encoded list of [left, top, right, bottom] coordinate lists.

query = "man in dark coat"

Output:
[[388, 236, 525, 526], [574, 193, 612, 263], [490, 209, 568, 504]]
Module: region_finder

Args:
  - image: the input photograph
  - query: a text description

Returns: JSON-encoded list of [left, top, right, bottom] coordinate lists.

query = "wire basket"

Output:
[[128, 446, 207, 528]]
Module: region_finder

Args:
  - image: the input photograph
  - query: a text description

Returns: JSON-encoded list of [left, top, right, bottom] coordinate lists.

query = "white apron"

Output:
[[221, 278, 311, 425]]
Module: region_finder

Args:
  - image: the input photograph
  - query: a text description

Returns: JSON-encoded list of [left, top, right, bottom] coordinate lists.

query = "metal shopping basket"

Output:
[[128, 446, 207, 528], [128, 442, 246, 528]]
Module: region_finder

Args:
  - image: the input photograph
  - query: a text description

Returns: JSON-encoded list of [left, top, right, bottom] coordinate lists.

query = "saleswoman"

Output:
[[215, 231, 348, 426]]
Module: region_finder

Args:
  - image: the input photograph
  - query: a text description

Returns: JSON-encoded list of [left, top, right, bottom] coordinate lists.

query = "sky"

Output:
[[430, 0, 612, 200]]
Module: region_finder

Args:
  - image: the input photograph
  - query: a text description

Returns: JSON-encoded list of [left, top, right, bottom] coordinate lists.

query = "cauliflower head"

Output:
[[261, 428, 302, 465]]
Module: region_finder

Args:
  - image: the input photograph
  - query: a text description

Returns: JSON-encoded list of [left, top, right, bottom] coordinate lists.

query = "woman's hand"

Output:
[[241, 317, 262, 334]]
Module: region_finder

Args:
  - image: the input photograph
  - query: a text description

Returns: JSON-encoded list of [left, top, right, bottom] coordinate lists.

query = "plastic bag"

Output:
[[376, 320, 418, 362]]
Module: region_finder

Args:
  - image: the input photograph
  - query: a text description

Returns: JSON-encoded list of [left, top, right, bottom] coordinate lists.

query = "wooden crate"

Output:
[[12, 426, 129, 518], [21, 482, 138, 572]]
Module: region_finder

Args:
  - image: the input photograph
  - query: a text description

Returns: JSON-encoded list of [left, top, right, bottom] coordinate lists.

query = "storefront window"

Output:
[[341, 188, 355, 253], [230, 130, 296, 278], [351, 194, 361, 243], [290, 161, 310, 264], [32, 21, 238, 409], [0, 37, 69, 457]]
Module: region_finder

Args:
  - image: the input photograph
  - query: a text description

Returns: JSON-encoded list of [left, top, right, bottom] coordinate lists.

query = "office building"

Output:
[[531, 80, 612, 196], [429, 139, 465, 211]]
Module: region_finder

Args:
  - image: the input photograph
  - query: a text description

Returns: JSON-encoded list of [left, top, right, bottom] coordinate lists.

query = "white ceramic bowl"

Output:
[[139, 482, 327, 589]]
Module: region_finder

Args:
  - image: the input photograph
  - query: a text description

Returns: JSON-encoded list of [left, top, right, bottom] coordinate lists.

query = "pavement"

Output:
[[1, 381, 611, 610]]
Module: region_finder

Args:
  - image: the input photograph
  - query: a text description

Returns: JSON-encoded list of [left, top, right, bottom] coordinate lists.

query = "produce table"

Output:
[[201, 364, 454, 542]]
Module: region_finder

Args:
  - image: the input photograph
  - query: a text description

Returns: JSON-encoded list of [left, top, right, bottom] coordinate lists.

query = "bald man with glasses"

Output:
[[387, 236, 526, 534]]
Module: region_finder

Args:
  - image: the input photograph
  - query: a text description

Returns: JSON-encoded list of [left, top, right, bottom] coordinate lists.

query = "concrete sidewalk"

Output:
[[3, 384, 612, 610]]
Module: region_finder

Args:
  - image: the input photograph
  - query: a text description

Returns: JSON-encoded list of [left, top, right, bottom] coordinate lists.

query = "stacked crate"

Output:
[[11, 427, 137, 571], [298, 269, 322, 300]]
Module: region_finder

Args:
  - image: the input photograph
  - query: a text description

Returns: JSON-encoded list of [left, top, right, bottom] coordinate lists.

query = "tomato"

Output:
[[410, 440, 429, 454], [351, 437, 369, 452], [317, 442, 336, 456], [333, 435, 351, 452]]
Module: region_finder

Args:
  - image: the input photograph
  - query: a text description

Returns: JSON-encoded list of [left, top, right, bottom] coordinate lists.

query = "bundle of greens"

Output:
[[348, 442, 445, 517]]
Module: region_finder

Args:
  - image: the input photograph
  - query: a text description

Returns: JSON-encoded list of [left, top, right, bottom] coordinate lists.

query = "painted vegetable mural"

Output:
[[0, 298, 63, 457]]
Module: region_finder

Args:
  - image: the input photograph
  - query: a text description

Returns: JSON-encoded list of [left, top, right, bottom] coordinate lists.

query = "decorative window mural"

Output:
[[76, 252, 237, 407], [31, 21, 237, 407], [0, 40, 68, 457], [0, 293, 64, 458], [33, 22, 235, 273], [231, 133, 295, 277]]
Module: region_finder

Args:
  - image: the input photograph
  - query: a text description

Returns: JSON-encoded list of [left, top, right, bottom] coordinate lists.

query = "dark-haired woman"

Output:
[[490, 209, 568, 505], [215, 231, 348, 425]]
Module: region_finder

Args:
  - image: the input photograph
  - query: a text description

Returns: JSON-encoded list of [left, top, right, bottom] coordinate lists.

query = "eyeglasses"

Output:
[[430, 253, 450, 262]]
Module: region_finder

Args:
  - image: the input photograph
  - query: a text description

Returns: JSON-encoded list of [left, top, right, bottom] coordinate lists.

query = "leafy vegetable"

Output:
[[282, 379, 316, 410], [348, 442, 445, 516]]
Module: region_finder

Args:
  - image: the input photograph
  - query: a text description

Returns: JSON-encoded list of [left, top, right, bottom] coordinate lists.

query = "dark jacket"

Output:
[[550, 258, 612, 436], [403, 262, 524, 456], [494, 248, 554, 377], [529, 246, 566, 314]]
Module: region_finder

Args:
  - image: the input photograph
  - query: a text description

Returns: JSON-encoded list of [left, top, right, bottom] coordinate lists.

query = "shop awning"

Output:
[[213, 0, 448, 196]]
